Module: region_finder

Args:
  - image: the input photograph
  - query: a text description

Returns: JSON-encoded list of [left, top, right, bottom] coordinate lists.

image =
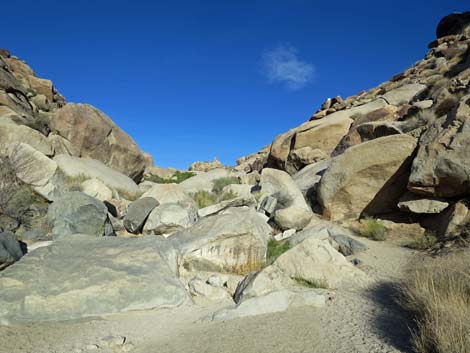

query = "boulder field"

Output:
[[1, 12, 470, 330]]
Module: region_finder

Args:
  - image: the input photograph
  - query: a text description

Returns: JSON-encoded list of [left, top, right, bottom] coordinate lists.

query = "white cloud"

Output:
[[263, 45, 314, 90]]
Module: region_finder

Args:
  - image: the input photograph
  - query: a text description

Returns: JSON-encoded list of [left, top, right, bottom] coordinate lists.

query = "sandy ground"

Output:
[[0, 235, 415, 353]]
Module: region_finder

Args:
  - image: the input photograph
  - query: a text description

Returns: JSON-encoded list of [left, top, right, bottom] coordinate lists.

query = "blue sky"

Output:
[[2, 0, 464, 169]]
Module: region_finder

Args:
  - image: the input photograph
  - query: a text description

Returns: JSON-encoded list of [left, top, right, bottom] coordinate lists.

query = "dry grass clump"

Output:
[[398, 252, 470, 353]]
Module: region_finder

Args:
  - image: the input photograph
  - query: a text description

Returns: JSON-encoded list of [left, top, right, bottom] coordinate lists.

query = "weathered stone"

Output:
[[47, 134, 80, 157], [141, 183, 195, 205], [274, 229, 296, 241], [49, 104, 147, 181], [380, 84, 427, 105], [81, 179, 113, 201], [48, 192, 109, 239], [222, 184, 253, 198], [0, 119, 52, 156], [292, 160, 330, 209], [318, 135, 417, 221], [288, 221, 366, 256], [189, 157, 224, 172], [123, 197, 159, 234], [408, 97, 470, 197], [332, 106, 401, 156], [9, 143, 57, 189], [197, 196, 256, 218], [168, 207, 271, 274], [144, 166, 177, 180], [26, 76, 54, 101], [212, 289, 325, 321], [268, 99, 388, 171], [54, 155, 140, 195], [143, 202, 198, 235], [0, 236, 187, 324], [436, 12, 470, 38], [260, 168, 312, 230], [237, 238, 368, 302], [0, 231, 23, 268], [286, 147, 327, 174], [413, 100, 434, 109], [259, 195, 277, 215], [188, 277, 231, 302], [398, 192, 449, 214], [179, 168, 234, 194], [424, 199, 470, 237]]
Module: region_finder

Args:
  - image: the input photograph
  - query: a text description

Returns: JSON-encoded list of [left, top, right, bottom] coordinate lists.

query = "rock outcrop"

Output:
[[168, 207, 271, 274], [48, 192, 110, 238], [50, 104, 147, 181], [318, 135, 417, 221], [0, 236, 187, 323]]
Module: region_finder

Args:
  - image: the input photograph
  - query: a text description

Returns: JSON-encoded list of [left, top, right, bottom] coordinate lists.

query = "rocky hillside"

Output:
[[237, 12, 470, 240], [0, 50, 150, 181], [0, 12, 470, 353]]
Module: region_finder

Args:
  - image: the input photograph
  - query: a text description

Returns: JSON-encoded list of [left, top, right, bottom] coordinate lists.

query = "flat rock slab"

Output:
[[0, 235, 187, 324], [212, 289, 325, 321]]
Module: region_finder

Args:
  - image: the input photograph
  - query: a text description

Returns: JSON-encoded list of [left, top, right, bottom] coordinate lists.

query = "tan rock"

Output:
[[189, 157, 224, 172], [50, 104, 147, 181], [81, 179, 113, 201], [8, 143, 57, 189], [0, 119, 52, 156], [318, 135, 417, 221]]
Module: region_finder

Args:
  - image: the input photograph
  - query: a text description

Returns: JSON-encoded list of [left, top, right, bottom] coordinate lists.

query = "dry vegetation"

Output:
[[398, 252, 470, 353], [358, 218, 387, 241], [0, 153, 45, 228], [191, 177, 241, 209]]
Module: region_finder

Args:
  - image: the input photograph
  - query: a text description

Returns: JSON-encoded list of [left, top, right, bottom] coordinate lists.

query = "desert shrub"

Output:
[[212, 177, 240, 194], [25, 114, 50, 136], [266, 239, 291, 265], [415, 109, 435, 125], [62, 173, 89, 192], [220, 191, 237, 202], [144, 171, 196, 184], [173, 171, 196, 183], [404, 231, 438, 250], [293, 277, 329, 289], [398, 252, 470, 353], [0, 154, 44, 227], [359, 218, 387, 241], [192, 190, 217, 209]]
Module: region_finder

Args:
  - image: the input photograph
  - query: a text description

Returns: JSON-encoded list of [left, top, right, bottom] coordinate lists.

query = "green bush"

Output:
[[404, 231, 438, 250], [212, 177, 240, 194], [192, 190, 217, 209], [359, 218, 387, 241], [144, 171, 196, 184], [266, 239, 291, 265]]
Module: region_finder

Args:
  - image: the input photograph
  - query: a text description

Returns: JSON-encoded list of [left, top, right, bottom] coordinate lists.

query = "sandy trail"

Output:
[[0, 236, 414, 353]]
